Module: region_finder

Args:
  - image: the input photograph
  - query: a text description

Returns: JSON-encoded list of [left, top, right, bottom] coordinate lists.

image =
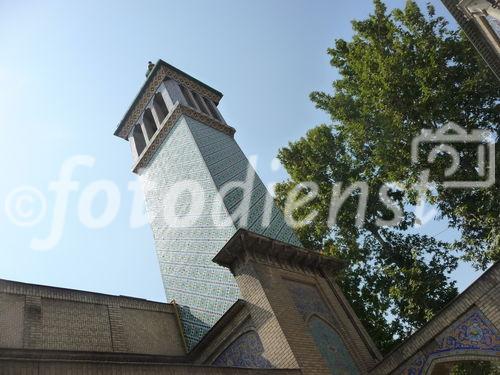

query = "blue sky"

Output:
[[0, 0, 481, 302]]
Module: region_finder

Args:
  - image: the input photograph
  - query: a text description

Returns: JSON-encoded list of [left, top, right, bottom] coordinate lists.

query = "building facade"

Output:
[[0, 61, 498, 374], [442, 0, 500, 79]]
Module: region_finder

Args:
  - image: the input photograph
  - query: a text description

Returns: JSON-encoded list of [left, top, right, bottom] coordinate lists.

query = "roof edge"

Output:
[[213, 228, 347, 275], [0, 277, 169, 305]]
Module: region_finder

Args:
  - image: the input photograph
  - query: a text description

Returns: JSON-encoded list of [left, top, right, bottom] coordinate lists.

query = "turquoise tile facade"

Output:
[[187, 117, 302, 245], [141, 115, 301, 349], [309, 316, 360, 375]]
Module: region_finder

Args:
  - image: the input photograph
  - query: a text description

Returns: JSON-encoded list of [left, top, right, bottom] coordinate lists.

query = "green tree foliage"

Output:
[[275, 0, 499, 352], [450, 361, 500, 375]]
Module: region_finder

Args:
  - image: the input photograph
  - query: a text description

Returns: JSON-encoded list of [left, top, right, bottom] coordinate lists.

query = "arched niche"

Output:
[[307, 314, 360, 375], [402, 308, 500, 375]]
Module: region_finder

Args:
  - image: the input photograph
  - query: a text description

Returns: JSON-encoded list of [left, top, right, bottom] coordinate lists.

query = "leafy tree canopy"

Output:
[[275, 0, 499, 352]]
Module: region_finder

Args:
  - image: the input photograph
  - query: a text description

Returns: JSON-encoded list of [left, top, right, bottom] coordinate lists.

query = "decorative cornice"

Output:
[[115, 59, 224, 139], [132, 103, 235, 174], [213, 229, 346, 276]]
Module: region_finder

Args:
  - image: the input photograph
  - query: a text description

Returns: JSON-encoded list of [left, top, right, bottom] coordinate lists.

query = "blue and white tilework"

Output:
[[212, 331, 272, 368], [402, 308, 500, 374], [141, 115, 301, 349]]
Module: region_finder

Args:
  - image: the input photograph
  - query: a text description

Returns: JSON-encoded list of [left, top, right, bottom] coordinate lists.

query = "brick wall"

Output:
[[0, 279, 185, 356], [122, 307, 184, 355], [213, 230, 383, 374], [237, 261, 327, 373], [0, 293, 24, 348], [0, 360, 302, 375], [41, 298, 112, 351], [234, 260, 380, 375]]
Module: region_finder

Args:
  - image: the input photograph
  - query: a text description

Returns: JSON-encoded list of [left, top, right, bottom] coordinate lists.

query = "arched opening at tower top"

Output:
[[132, 124, 147, 156], [153, 92, 168, 124], [143, 108, 157, 140]]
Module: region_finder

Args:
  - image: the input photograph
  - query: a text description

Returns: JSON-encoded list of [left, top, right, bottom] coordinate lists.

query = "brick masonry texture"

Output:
[[121, 307, 184, 355], [286, 280, 360, 374], [0, 293, 24, 348], [233, 259, 381, 375], [0, 360, 302, 375], [234, 262, 300, 370], [0, 279, 185, 356], [213, 230, 382, 374], [41, 298, 113, 352]]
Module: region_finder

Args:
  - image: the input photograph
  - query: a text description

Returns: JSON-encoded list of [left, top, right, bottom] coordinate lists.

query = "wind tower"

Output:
[[115, 60, 301, 349]]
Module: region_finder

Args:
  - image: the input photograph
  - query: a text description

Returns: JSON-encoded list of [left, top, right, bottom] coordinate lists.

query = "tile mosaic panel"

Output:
[[212, 331, 272, 368], [401, 308, 500, 375]]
